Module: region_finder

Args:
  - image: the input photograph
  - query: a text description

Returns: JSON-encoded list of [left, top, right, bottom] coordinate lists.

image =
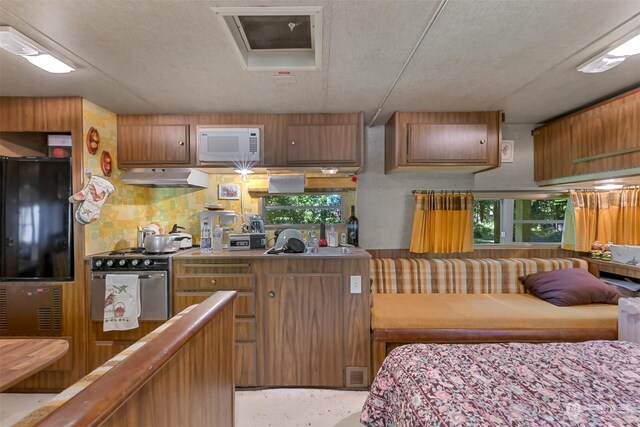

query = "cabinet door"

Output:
[[118, 124, 189, 166], [407, 123, 488, 162], [571, 95, 639, 163], [263, 273, 344, 386], [287, 125, 358, 163]]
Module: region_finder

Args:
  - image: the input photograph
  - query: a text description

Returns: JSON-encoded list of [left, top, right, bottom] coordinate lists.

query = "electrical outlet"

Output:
[[350, 275, 362, 294]]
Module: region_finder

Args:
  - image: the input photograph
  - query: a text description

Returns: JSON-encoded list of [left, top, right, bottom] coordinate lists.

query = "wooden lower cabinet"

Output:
[[172, 256, 370, 388], [262, 273, 344, 386]]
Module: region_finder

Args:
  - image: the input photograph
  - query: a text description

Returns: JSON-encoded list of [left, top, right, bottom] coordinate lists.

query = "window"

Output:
[[263, 194, 342, 226], [474, 198, 567, 244]]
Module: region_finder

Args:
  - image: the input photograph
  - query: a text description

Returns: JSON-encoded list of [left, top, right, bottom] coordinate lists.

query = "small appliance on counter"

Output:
[[169, 224, 193, 248], [229, 233, 266, 250], [242, 215, 265, 233]]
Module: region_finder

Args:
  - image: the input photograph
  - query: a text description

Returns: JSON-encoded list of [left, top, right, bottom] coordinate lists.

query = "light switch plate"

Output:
[[350, 275, 362, 294]]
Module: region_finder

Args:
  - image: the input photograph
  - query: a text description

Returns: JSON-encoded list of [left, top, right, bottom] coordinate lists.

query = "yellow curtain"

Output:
[[612, 187, 640, 245], [410, 192, 474, 253], [571, 188, 640, 251]]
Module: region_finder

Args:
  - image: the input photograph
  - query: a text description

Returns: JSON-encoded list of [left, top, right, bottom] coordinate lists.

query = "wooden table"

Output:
[[0, 339, 69, 392]]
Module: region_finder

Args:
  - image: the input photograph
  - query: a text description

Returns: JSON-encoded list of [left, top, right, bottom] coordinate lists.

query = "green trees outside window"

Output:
[[474, 198, 567, 244], [263, 194, 342, 225]]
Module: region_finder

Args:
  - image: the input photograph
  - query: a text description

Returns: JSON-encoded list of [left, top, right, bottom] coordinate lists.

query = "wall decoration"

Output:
[[501, 140, 514, 163], [101, 151, 113, 176], [86, 127, 100, 154], [218, 183, 240, 200]]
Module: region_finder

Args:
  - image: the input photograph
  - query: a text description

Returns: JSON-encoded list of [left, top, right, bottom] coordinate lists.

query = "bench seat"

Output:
[[370, 257, 619, 375], [372, 294, 618, 330]]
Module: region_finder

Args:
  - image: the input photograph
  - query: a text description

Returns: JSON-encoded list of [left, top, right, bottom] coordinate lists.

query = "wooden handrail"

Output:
[[35, 291, 237, 427]]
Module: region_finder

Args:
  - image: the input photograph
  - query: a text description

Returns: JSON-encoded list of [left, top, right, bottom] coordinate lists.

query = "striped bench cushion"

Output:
[[370, 258, 587, 294]]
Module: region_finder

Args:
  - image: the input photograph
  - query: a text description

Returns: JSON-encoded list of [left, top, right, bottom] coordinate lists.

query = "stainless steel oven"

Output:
[[90, 250, 172, 322]]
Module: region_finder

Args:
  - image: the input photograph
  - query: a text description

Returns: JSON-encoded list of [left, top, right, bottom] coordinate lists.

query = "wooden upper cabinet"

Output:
[[407, 123, 488, 163], [571, 92, 639, 164], [533, 87, 640, 185], [287, 124, 358, 164], [117, 124, 189, 167], [385, 111, 502, 174]]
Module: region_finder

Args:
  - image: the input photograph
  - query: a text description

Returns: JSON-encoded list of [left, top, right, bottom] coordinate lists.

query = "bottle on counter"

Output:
[[212, 224, 223, 253], [201, 221, 212, 253], [327, 224, 339, 247], [347, 205, 359, 246]]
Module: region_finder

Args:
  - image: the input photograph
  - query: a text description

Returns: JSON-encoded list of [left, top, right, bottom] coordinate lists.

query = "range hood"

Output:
[[121, 168, 208, 188]]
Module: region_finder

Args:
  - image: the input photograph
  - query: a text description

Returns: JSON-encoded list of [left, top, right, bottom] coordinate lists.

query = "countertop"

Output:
[[173, 246, 371, 260]]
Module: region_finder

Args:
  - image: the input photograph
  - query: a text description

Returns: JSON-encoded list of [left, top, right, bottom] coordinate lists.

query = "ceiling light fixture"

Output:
[[0, 26, 75, 73], [594, 184, 624, 190], [578, 29, 640, 73]]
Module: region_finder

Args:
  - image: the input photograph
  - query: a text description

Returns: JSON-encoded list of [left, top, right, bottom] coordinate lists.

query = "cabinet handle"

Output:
[[480, 139, 486, 145], [210, 279, 217, 285], [290, 141, 296, 146], [178, 140, 185, 146], [267, 291, 276, 299]]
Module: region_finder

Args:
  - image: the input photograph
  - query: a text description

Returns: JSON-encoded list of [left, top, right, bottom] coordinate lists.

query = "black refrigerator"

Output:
[[0, 157, 73, 281]]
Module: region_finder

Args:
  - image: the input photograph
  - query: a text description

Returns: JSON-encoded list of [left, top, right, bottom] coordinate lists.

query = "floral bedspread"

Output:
[[361, 341, 640, 426]]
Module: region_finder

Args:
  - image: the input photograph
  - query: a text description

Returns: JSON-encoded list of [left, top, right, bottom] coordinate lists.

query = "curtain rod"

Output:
[[411, 189, 569, 194]]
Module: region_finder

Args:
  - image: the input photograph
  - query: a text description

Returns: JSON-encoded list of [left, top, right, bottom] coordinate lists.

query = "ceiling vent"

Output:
[[211, 6, 323, 71]]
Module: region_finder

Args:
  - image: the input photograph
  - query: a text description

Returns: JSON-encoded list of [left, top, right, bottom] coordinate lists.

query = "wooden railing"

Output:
[[31, 291, 236, 427]]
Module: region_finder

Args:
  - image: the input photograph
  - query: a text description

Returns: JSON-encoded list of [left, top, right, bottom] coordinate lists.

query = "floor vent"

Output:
[[345, 367, 368, 388]]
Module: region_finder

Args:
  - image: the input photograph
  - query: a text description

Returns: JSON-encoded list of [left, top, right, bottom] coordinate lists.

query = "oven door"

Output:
[[91, 271, 169, 321]]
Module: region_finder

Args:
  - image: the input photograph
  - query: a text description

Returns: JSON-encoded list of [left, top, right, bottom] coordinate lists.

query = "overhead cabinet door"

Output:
[[118, 124, 189, 166], [571, 95, 640, 163], [287, 125, 358, 163], [407, 123, 488, 163]]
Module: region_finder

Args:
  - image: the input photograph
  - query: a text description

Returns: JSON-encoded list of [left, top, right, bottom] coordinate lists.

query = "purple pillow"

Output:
[[520, 268, 621, 307]]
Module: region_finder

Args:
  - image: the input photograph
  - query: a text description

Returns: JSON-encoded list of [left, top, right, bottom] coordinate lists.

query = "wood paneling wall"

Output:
[[0, 97, 87, 390]]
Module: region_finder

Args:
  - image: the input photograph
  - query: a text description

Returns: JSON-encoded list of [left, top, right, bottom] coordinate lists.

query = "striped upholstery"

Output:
[[370, 258, 588, 294]]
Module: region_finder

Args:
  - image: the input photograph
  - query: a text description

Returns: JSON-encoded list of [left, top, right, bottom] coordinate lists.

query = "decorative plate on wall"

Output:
[[86, 127, 100, 154], [101, 151, 113, 176]]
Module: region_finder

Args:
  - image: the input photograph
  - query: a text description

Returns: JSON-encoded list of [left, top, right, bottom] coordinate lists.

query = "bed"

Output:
[[361, 341, 640, 426]]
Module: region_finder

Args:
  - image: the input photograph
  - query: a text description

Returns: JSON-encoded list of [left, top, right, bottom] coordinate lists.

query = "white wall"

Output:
[[358, 124, 539, 249]]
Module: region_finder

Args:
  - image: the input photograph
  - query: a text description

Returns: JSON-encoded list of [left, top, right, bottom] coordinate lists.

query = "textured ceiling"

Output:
[[0, 0, 639, 125]]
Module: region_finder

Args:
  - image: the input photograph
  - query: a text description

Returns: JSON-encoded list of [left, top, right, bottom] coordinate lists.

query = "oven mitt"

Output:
[[68, 175, 115, 225]]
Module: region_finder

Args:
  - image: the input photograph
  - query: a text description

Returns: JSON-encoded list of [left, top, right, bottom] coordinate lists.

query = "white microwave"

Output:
[[199, 127, 261, 163]]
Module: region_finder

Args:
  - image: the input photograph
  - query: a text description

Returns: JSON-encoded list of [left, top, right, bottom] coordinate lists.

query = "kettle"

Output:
[[137, 226, 156, 248]]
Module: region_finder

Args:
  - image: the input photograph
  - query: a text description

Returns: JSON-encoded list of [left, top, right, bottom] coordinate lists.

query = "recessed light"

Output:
[[234, 168, 254, 176], [321, 167, 339, 175], [594, 184, 623, 190], [0, 26, 75, 74]]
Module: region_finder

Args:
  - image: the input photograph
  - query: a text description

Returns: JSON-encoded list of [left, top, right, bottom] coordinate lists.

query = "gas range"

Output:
[[91, 247, 185, 271]]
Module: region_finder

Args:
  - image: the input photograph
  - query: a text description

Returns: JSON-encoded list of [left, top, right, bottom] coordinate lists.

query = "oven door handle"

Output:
[[91, 273, 165, 280]]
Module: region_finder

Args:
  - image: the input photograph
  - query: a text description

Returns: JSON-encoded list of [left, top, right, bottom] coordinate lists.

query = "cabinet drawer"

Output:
[[177, 262, 251, 274], [235, 342, 257, 387], [175, 274, 255, 290], [235, 318, 256, 341], [175, 291, 255, 316]]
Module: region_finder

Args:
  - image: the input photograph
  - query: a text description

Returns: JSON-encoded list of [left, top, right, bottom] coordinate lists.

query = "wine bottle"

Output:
[[347, 205, 359, 246]]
